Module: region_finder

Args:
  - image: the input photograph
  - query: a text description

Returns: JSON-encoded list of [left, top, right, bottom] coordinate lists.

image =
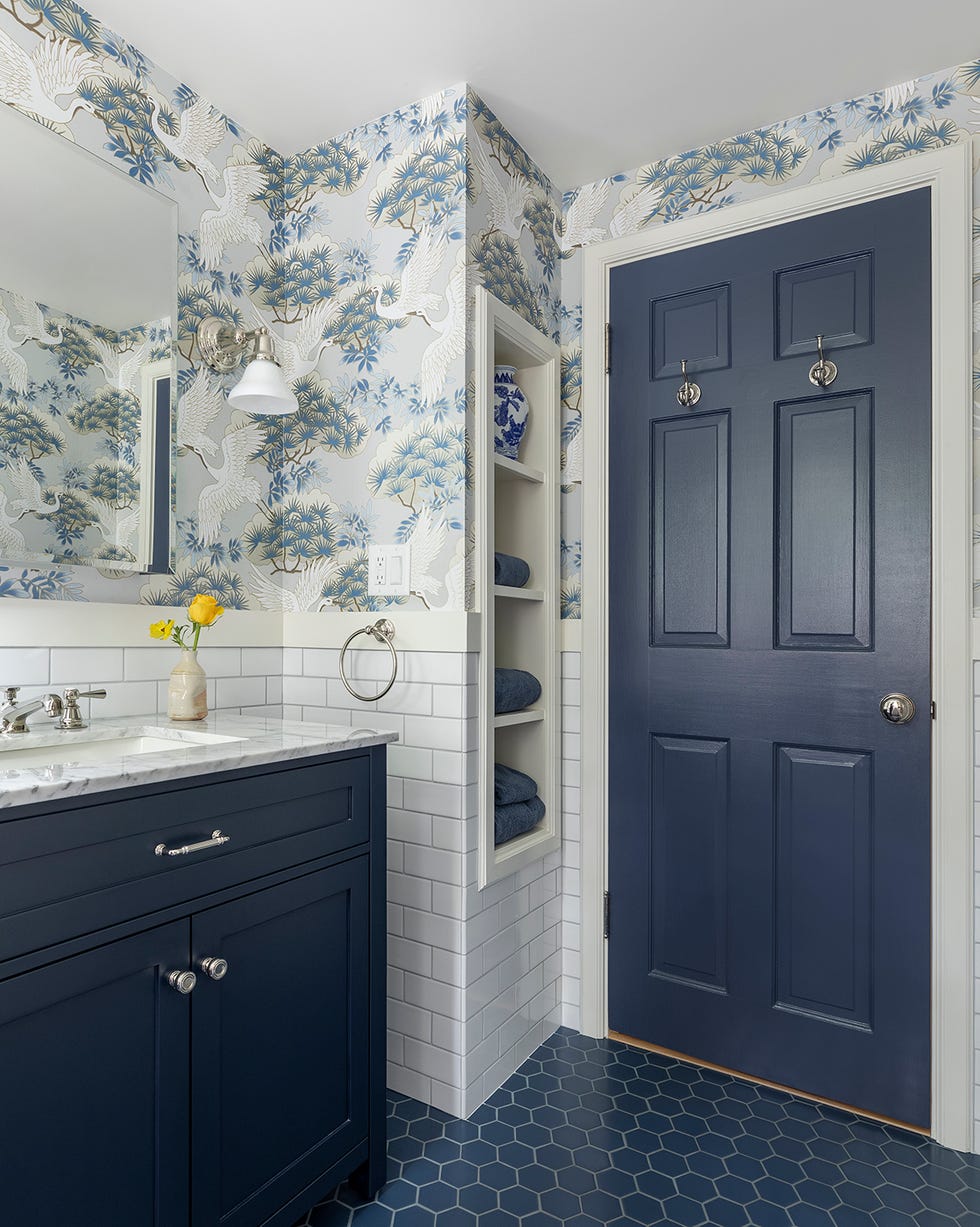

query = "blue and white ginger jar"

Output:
[[493, 365, 529, 460]]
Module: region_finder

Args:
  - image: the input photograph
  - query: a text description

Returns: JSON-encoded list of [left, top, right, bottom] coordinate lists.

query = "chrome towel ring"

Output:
[[339, 618, 398, 702]]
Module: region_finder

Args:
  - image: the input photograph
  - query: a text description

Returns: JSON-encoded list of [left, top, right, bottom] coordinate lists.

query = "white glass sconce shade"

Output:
[[226, 357, 298, 415]]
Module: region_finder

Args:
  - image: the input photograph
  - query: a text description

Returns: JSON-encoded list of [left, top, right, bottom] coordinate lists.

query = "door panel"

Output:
[[0, 922, 190, 1227], [609, 189, 932, 1126], [652, 413, 730, 646], [650, 734, 729, 991], [775, 252, 873, 357], [773, 745, 873, 1028], [653, 283, 732, 378], [191, 859, 369, 1227], [775, 393, 872, 649]]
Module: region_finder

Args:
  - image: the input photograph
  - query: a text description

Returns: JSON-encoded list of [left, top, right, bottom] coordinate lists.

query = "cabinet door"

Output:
[[0, 922, 191, 1227], [191, 859, 370, 1227]]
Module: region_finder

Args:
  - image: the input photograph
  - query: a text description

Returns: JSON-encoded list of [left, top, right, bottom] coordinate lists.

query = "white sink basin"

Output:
[[0, 728, 243, 770]]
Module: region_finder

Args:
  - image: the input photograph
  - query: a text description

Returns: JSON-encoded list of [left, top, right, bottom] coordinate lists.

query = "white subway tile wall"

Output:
[[284, 646, 562, 1118], [0, 646, 284, 721]]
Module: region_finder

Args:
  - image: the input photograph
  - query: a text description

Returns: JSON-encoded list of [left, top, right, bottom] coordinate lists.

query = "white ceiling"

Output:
[[91, 0, 978, 188]]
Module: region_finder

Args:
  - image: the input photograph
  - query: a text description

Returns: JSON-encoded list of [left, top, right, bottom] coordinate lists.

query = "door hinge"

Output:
[[603, 890, 611, 939], [930, 700, 936, 720], [605, 323, 612, 375]]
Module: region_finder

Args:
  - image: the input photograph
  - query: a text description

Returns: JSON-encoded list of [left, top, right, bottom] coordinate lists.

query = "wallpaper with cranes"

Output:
[[556, 61, 980, 616], [0, 0, 282, 604], [0, 0, 557, 612], [0, 283, 169, 570], [0, 0, 978, 614]]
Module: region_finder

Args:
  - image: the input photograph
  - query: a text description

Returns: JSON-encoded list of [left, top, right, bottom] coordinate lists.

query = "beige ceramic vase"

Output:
[[167, 649, 207, 721]]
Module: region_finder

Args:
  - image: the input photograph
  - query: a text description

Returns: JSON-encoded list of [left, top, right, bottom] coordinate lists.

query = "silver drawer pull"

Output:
[[154, 829, 230, 858]]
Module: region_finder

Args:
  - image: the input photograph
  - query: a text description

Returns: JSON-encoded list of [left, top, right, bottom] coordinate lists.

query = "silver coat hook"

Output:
[[676, 358, 701, 408], [808, 334, 838, 388]]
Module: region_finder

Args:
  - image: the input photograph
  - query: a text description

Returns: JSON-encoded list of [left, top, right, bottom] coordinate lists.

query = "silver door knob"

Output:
[[200, 956, 228, 981], [880, 693, 915, 724], [168, 970, 197, 995]]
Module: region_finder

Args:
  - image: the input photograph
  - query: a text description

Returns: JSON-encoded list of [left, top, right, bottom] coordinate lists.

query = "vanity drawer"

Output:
[[0, 753, 373, 963]]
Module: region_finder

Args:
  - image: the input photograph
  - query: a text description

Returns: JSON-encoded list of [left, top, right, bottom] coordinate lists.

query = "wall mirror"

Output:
[[0, 103, 176, 575]]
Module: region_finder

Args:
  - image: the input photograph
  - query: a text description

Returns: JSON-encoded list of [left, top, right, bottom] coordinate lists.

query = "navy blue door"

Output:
[[0, 922, 191, 1225], [608, 190, 932, 1126], [191, 860, 370, 1227]]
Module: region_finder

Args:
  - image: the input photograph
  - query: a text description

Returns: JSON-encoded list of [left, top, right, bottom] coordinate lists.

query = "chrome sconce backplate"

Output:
[[198, 316, 276, 375], [198, 317, 248, 373]]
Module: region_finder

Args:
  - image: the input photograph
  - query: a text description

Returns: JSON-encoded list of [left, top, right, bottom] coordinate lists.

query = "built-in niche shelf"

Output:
[[476, 287, 561, 889], [493, 455, 545, 484], [494, 709, 546, 729], [494, 585, 545, 602]]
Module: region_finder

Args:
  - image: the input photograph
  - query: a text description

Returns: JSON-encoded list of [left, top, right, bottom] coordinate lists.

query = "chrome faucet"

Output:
[[0, 685, 108, 733], [0, 688, 63, 734]]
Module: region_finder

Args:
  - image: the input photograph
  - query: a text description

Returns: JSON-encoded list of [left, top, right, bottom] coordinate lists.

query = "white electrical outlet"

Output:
[[367, 544, 411, 596]]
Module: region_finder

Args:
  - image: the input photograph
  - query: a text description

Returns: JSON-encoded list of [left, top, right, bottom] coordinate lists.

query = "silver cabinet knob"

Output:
[[880, 693, 916, 724], [200, 957, 228, 981], [168, 970, 197, 995]]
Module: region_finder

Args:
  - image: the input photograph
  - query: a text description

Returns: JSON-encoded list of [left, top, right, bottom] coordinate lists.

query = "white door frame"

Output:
[[580, 143, 975, 1151]]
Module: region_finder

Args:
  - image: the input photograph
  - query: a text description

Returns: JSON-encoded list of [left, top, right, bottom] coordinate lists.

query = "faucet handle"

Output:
[[57, 687, 107, 731], [2, 686, 20, 706]]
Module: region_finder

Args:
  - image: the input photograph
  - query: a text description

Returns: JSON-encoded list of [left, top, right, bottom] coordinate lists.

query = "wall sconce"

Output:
[[197, 317, 298, 415]]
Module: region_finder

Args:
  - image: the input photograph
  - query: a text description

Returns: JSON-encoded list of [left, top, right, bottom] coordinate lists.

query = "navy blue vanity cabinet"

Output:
[[0, 743, 388, 1227], [0, 921, 191, 1225], [191, 858, 371, 1227]]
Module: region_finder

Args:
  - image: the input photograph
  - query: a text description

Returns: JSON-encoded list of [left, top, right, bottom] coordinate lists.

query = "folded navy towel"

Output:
[[494, 552, 530, 588], [495, 795, 546, 846], [494, 763, 537, 806], [494, 667, 541, 715]]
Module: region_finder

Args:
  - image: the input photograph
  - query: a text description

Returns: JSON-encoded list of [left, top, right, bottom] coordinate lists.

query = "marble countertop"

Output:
[[0, 712, 398, 811]]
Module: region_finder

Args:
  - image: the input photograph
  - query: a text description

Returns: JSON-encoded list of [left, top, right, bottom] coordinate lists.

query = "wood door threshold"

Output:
[[608, 1031, 930, 1137]]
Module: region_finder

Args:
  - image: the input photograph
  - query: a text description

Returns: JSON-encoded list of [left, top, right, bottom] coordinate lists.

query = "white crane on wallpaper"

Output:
[[0, 303, 31, 395], [196, 422, 263, 545], [247, 557, 337, 614], [276, 299, 340, 384], [608, 183, 664, 240], [418, 248, 466, 406], [558, 179, 611, 252], [470, 132, 531, 240], [92, 498, 140, 556], [407, 505, 468, 611], [176, 367, 224, 460], [0, 28, 105, 136], [146, 94, 226, 185], [8, 293, 62, 347], [374, 229, 446, 325], [0, 488, 27, 558], [198, 163, 266, 271], [91, 334, 151, 395], [7, 457, 59, 518]]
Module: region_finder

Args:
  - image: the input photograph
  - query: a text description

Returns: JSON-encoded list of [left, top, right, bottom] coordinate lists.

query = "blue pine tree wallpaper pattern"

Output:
[[0, 284, 170, 571], [0, 1, 977, 616]]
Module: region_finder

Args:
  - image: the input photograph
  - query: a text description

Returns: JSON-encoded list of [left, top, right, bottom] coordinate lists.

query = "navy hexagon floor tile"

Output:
[[294, 1029, 980, 1226]]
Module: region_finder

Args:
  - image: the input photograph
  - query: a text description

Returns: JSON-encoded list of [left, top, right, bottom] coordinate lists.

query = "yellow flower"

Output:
[[149, 619, 175, 641], [187, 594, 224, 627]]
